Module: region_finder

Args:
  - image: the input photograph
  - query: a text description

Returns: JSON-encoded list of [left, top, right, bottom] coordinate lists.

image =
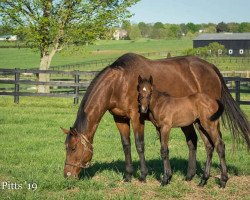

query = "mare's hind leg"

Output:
[[200, 121, 228, 188], [195, 121, 214, 186], [114, 116, 133, 182], [181, 125, 198, 181]]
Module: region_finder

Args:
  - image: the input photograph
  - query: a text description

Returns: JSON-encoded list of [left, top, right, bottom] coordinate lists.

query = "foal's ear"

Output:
[[61, 127, 70, 134], [138, 75, 143, 83], [149, 75, 153, 85]]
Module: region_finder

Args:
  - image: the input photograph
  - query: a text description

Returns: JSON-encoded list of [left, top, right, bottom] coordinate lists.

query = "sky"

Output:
[[129, 0, 250, 24]]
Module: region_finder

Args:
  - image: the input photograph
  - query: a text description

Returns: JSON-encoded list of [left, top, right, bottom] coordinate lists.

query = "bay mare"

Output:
[[62, 53, 250, 182], [137, 76, 227, 187]]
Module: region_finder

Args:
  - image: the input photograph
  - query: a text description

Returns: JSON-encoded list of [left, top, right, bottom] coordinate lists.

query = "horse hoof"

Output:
[[185, 176, 193, 181], [219, 181, 227, 188], [139, 176, 147, 183], [198, 179, 207, 187], [123, 175, 132, 182], [161, 179, 170, 186]]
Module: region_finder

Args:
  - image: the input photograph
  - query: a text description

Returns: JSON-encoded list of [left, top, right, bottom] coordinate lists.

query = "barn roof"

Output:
[[193, 33, 250, 41]]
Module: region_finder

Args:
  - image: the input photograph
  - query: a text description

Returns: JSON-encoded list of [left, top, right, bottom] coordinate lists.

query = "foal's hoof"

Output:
[[161, 179, 170, 186], [139, 176, 147, 183], [123, 174, 132, 182], [198, 179, 207, 187], [219, 181, 227, 188], [185, 175, 194, 181]]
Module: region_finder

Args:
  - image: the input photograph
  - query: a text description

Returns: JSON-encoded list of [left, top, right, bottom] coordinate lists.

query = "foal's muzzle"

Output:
[[140, 106, 148, 113]]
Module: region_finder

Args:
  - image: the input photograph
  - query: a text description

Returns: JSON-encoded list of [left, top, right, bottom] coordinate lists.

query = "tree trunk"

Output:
[[37, 54, 52, 93]]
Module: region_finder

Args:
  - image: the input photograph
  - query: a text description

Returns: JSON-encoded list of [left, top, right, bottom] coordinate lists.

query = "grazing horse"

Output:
[[137, 76, 227, 187], [62, 53, 250, 182]]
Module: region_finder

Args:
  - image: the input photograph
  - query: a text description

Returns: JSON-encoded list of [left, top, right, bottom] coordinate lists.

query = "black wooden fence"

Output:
[[0, 68, 249, 105], [0, 68, 98, 104]]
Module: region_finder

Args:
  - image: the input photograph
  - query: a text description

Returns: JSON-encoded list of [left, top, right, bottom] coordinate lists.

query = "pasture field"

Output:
[[0, 96, 250, 200], [0, 39, 192, 69], [0, 39, 250, 71]]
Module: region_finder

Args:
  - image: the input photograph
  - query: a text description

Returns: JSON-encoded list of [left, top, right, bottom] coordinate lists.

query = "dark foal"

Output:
[[137, 76, 228, 188]]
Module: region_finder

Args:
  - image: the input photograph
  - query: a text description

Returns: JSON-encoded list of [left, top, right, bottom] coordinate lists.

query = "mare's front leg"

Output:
[[131, 113, 148, 182], [114, 116, 133, 182], [181, 125, 198, 181], [160, 126, 172, 186]]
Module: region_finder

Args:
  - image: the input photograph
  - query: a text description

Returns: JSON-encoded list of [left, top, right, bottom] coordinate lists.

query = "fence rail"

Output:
[[0, 68, 249, 105]]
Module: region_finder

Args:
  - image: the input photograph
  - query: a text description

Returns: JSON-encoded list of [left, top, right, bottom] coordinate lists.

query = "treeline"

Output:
[[121, 21, 250, 40]]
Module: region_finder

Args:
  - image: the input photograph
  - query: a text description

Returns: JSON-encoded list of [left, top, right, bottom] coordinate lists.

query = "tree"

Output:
[[216, 22, 229, 33], [186, 22, 199, 33], [227, 22, 239, 32], [0, 0, 139, 92], [165, 24, 181, 39], [122, 20, 132, 37], [238, 22, 250, 32], [150, 22, 166, 39], [138, 22, 151, 38], [129, 24, 142, 40]]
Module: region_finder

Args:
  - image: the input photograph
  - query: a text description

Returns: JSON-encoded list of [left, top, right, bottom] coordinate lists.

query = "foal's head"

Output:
[[61, 128, 93, 178], [137, 75, 153, 113]]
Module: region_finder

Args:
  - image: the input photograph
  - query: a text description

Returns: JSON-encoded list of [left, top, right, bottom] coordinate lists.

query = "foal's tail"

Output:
[[210, 100, 224, 121], [212, 66, 250, 150]]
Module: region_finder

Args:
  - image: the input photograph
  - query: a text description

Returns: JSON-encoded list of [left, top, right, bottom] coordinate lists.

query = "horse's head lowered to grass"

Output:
[[61, 127, 93, 178]]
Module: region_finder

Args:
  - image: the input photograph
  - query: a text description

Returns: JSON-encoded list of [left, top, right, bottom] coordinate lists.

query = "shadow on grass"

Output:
[[79, 158, 240, 181]]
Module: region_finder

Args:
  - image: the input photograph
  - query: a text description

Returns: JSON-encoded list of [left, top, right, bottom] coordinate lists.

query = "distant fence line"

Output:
[[0, 68, 249, 105]]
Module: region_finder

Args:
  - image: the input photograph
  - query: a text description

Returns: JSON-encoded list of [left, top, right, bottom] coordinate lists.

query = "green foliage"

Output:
[[216, 22, 229, 33], [186, 22, 199, 33], [128, 24, 142, 40], [238, 22, 250, 33], [138, 22, 152, 38], [185, 42, 226, 57]]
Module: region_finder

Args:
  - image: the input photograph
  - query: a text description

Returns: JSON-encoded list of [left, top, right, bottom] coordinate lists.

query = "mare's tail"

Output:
[[210, 100, 224, 121], [212, 66, 250, 150]]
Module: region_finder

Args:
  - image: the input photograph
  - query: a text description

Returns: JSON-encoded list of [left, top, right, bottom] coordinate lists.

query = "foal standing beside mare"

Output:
[[137, 76, 228, 187]]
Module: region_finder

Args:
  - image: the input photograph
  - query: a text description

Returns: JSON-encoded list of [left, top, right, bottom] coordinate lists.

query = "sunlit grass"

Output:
[[0, 96, 249, 199]]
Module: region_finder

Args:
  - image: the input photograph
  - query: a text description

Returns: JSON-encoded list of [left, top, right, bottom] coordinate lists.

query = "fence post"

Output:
[[235, 78, 240, 104], [14, 68, 20, 104], [74, 70, 80, 104]]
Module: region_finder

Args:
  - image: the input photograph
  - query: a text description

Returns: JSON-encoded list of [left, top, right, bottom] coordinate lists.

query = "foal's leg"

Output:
[[114, 116, 133, 182], [131, 114, 148, 182], [181, 125, 198, 181], [160, 126, 172, 185], [195, 122, 214, 187]]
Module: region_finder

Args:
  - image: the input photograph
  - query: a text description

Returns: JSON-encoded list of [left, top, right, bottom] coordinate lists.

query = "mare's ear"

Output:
[[138, 75, 143, 83], [69, 127, 78, 136], [149, 75, 153, 85], [61, 127, 70, 134]]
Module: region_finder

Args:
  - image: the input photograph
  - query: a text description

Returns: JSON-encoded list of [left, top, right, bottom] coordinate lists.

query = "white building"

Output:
[[0, 35, 18, 41]]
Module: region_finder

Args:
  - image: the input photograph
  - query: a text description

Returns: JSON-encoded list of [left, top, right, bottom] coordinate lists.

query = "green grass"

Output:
[[0, 39, 192, 69], [0, 96, 250, 199]]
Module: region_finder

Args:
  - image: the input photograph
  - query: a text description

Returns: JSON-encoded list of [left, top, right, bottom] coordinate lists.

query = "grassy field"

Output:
[[0, 96, 250, 200], [1, 39, 250, 71], [0, 39, 192, 69]]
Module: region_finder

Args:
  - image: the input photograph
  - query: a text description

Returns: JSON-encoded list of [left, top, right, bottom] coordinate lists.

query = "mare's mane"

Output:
[[73, 66, 111, 132], [73, 53, 147, 132]]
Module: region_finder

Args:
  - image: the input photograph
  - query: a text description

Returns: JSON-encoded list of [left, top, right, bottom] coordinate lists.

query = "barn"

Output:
[[193, 33, 250, 56]]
